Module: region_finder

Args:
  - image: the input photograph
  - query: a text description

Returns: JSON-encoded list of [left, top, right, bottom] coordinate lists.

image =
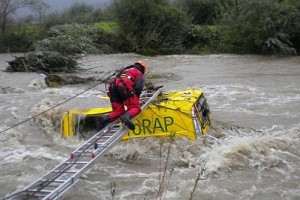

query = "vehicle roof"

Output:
[[154, 88, 203, 112]]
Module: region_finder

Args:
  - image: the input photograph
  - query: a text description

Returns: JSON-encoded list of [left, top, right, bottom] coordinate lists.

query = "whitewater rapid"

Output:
[[0, 54, 299, 200]]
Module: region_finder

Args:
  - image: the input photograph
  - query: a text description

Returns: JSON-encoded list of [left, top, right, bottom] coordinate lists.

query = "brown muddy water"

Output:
[[0, 53, 300, 200]]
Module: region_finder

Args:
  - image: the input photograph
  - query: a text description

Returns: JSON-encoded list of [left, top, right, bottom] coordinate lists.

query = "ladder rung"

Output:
[[72, 149, 93, 154], [27, 189, 52, 193], [54, 179, 68, 182], [52, 170, 78, 174], [95, 136, 111, 141], [65, 161, 89, 164], [101, 135, 113, 138], [101, 133, 115, 138], [108, 130, 118, 134], [94, 143, 104, 147], [97, 141, 109, 144], [43, 179, 65, 183], [10, 89, 162, 200], [70, 151, 94, 158], [34, 194, 47, 197], [26, 193, 48, 197]]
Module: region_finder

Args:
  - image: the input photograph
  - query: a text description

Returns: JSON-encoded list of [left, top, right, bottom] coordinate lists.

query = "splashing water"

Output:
[[0, 54, 299, 200]]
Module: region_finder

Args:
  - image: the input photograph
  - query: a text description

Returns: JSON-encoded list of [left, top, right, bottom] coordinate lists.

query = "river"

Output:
[[0, 53, 299, 200]]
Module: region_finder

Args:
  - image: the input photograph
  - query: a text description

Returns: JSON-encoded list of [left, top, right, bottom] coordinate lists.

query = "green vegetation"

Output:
[[183, 25, 222, 54], [111, 0, 188, 55], [35, 24, 101, 55], [175, 0, 221, 25], [93, 22, 117, 32], [220, 0, 299, 55], [0, 0, 299, 57]]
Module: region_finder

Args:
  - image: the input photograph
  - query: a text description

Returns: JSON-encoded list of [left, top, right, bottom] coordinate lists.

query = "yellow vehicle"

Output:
[[61, 88, 211, 140]]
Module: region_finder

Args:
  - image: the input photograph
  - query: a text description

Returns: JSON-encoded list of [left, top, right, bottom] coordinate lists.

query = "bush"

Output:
[[183, 25, 222, 54], [93, 21, 118, 32], [35, 24, 102, 56], [0, 25, 44, 53], [4, 51, 78, 73], [26, 51, 78, 72], [220, 0, 298, 55], [7, 24, 117, 73], [175, 0, 221, 25], [110, 0, 189, 55]]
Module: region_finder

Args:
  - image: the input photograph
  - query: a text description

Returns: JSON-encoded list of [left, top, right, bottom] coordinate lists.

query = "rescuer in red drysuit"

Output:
[[97, 61, 147, 130]]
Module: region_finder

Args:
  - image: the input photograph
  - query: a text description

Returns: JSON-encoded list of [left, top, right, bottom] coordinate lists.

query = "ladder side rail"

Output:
[[50, 179, 80, 200], [48, 127, 126, 199], [70, 123, 122, 159], [76, 89, 161, 151], [6, 161, 76, 199], [7, 88, 163, 200], [141, 89, 163, 109], [9, 155, 79, 199], [16, 130, 108, 199], [49, 89, 164, 199], [91, 126, 127, 158], [42, 148, 101, 200], [92, 89, 163, 160], [71, 119, 124, 157], [38, 154, 86, 181], [46, 128, 126, 200], [43, 177, 77, 200], [44, 151, 102, 200], [92, 127, 129, 160], [42, 126, 124, 199], [91, 88, 163, 159], [43, 124, 124, 198], [70, 129, 107, 155]]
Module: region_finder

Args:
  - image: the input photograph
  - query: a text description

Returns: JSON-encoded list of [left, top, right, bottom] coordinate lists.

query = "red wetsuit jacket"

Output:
[[108, 66, 144, 122]]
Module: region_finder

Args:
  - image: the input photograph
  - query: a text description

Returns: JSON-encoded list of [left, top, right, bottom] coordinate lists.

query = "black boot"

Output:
[[96, 115, 110, 131], [120, 113, 135, 130]]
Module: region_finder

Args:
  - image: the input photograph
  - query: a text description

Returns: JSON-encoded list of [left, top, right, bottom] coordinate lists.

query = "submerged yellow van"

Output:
[[61, 88, 210, 140]]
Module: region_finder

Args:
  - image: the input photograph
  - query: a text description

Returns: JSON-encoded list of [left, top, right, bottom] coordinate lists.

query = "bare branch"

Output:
[[0, 0, 47, 32]]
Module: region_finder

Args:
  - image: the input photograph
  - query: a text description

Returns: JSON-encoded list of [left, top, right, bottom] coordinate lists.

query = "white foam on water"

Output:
[[2, 147, 64, 164], [201, 83, 300, 120], [116, 178, 159, 199], [28, 77, 48, 89], [1, 54, 300, 199], [30, 97, 67, 135], [198, 126, 297, 175], [0, 129, 23, 146]]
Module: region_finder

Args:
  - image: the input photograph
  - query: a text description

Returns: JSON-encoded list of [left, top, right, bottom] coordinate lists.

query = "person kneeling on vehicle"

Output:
[[97, 61, 147, 131]]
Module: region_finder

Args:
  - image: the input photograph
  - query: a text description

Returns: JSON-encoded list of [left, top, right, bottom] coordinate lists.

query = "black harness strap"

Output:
[[109, 77, 135, 103]]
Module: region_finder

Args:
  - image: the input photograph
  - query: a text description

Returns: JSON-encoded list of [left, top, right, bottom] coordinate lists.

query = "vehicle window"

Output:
[[196, 95, 210, 122]]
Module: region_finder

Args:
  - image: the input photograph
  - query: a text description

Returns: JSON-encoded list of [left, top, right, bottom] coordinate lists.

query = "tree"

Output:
[[0, 0, 47, 33], [42, 3, 97, 28], [110, 0, 188, 55], [220, 0, 299, 55], [175, 0, 221, 25]]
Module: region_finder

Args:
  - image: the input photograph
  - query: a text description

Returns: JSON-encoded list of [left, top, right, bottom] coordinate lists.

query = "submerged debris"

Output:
[[4, 51, 78, 73], [45, 74, 96, 87]]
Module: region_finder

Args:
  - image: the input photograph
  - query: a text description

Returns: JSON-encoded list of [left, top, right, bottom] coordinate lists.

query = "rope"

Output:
[[0, 71, 114, 134], [1, 117, 124, 200]]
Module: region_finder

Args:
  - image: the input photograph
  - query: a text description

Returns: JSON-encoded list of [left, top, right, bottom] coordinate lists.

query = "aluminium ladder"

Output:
[[6, 88, 163, 200]]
